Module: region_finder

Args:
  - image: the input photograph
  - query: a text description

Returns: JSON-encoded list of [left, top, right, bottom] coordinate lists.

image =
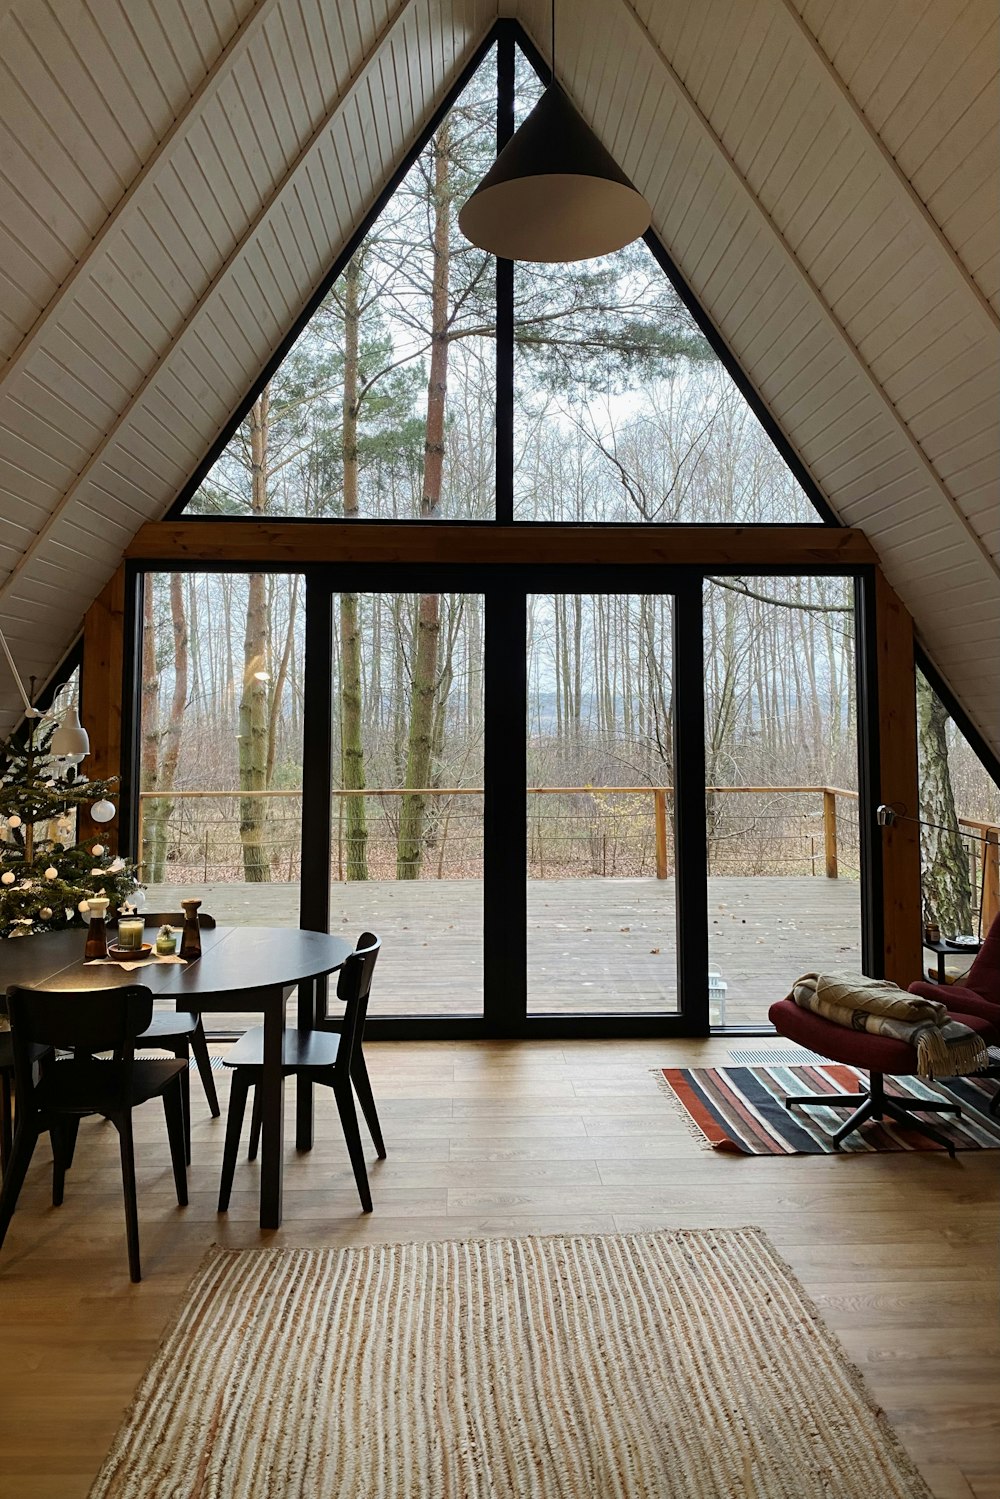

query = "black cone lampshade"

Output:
[[458, 85, 651, 262]]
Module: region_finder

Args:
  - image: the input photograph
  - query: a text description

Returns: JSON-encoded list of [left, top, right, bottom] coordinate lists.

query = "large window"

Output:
[[178, 37, 824, 530]]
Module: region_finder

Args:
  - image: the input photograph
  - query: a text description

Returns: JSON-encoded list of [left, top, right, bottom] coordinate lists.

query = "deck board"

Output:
[[148, 876, 863, 1027]]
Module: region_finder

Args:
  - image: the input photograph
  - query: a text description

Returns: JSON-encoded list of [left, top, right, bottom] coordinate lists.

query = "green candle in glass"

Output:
[[117, 915, 145, 951]]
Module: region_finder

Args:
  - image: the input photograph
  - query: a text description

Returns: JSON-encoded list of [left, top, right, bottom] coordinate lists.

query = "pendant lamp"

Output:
[[458, 5, 650, 262]]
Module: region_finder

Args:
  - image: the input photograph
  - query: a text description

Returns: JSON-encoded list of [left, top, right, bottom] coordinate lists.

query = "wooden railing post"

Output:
[[822, 790, 838, 879], [984, 829, 1000, 933], [654, 790, 669, 879]]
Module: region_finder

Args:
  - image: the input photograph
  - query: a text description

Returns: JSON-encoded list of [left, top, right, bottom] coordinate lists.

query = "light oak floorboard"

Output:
[[0, 1038, 996, 1499]]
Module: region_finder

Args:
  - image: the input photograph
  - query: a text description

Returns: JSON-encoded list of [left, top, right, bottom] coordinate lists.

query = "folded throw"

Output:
[[790, 972, 988, 1079]]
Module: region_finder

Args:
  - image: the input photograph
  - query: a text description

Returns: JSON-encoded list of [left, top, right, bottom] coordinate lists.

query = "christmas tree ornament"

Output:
[[91, 843, 105, 856], [7, 814, 21, 828], [77, 899, 90, 913], [44, 866, 58, 880], [1, 872, 14, 885], [40, 907, 52, 920], [90, 799, 116, 824]]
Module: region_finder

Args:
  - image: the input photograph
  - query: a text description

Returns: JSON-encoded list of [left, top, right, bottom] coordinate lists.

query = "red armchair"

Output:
[[909, 910, 1000, 1115]]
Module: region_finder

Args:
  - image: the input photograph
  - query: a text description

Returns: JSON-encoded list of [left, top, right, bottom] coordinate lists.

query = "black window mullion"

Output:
[[483, 588, 526, 1031], [495, 31, 514, 524], [300, 578, 333, 938], [673, 582, 709, 1031]]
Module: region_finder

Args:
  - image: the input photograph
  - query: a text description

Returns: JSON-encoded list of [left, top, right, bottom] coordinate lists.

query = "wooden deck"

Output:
[[150, 876, 862, 1027]]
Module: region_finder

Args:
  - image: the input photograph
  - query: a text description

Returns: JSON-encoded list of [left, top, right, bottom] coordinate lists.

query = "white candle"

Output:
[[117, 916, 145, 951]]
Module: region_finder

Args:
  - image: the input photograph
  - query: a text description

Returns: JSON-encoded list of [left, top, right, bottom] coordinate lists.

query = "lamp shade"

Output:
[[458, 86, 651, 262], [50, 703, 90, 762]]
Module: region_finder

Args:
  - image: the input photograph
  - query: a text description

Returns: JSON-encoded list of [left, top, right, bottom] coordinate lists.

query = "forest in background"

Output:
[[138, 44, 999, 937]]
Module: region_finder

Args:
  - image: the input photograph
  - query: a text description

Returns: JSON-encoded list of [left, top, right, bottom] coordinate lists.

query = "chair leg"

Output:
[[218, 1071, 251, 1213], [0, 1070, 12, 1175], [51, 1119, 78, 1207], [114, 1113, 142, 1283], [248, 1084, 263, 1163], [0, 1123, 38, 1249], [881, 1095, 958, 1157], [333, 1080, 372, 1213], [189, 1019, 220, 1118], [162, 1079, 189, 1207], [172, 1043, 192, 1167], [351, 1053, 385, 1159]]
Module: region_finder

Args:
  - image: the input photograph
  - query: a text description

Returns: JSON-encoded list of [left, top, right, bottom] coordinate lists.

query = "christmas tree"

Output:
[[0, 720, 140, 939]]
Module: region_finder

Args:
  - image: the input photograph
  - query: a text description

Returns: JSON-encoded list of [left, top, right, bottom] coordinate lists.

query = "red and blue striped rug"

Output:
[[660, 1063, 1000, 1153]]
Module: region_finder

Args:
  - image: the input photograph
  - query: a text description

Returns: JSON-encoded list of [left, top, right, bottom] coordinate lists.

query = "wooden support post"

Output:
[[822, 790, 838, 879], [79, 567, 126, 853], [874, 570, 922, 987], [984, 830, 999, 933], [654, 790, 669, 879]]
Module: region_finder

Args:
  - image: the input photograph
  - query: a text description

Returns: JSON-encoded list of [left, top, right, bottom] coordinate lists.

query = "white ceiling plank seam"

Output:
[[0, 0, 285, 405], [614, 0, 1000, 586], [776, 0, 999, 337], [0, 0, 420, 616]]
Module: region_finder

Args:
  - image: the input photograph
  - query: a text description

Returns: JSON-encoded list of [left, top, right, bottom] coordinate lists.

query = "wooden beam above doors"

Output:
[[125, 523, 876, 568]]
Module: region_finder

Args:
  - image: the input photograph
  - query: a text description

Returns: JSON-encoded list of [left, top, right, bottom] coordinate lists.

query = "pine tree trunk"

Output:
[[397, 121, 450, 880], [239, 390, 272, 883], [916, 671, 972, 934], [340, 253, 368, 878]]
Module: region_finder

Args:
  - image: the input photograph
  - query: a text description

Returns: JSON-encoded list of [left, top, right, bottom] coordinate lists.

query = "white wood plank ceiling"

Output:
[[0, 0, 997, 757]]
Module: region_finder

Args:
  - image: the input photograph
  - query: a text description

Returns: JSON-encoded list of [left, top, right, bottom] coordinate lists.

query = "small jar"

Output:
[[925, 921, 940, 944], [155, 924, 177, 957]]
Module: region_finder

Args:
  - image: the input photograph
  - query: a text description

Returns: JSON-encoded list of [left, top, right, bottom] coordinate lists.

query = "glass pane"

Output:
[[704, 576, 861, 1027], [137, 570, 305, 1031], [527, 594, 678, 1016], [185, 50, 497, 520], [510, 51, 818, 526], [916, 667, 1000, 969], [330, 592, 485, 1018]]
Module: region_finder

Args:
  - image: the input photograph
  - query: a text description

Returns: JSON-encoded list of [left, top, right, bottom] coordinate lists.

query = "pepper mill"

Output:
[[84, 897, 110, 961], [179, 898, 202, 961]]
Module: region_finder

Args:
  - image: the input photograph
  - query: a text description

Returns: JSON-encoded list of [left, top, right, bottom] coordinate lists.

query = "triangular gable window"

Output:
[[180, 33, 826, 524]]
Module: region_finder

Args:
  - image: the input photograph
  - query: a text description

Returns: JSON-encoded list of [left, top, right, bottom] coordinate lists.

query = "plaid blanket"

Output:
[[790, 971, 988, 1079]]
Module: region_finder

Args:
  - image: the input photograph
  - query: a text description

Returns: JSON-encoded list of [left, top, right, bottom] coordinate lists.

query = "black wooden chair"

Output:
[[0, 983, 188, 1281], [1, 997, 51, 1177], [135, 911, 221, 1158], [218, 933, 384, 1214]]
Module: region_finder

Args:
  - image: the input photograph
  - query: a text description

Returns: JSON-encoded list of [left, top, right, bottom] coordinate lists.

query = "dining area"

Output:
[[0, 914, 385, 1280]]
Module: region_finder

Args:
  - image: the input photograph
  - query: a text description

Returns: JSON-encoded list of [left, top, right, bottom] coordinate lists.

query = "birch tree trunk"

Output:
[[916, 671, 973, 934], [238, 389, 272, 882], [397, 121, 450, 880], [340, 253, 369, 878]]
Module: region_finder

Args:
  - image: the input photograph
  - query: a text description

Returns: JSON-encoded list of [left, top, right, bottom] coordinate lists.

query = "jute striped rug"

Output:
[[89, 1230, 931, 1498], [660, 1063, 1000, 1154]]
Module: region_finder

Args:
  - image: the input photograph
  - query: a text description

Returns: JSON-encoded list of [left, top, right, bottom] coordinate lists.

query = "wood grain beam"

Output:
[[79, 567, 126, 852], [874, 568, 921, 987], [124, 522, 877, 567]]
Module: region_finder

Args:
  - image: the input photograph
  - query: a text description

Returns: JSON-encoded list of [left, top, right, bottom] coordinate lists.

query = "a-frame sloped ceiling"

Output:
[[0, 0, 997, 759]]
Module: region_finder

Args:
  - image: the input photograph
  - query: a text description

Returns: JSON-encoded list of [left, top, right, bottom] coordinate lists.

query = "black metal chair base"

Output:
[[785, 1071, 961, 1157]]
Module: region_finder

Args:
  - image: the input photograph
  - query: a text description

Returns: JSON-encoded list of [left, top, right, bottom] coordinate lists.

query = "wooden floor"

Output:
[[0, 1038, 996, 1498], [152, 875, 862, 1027]]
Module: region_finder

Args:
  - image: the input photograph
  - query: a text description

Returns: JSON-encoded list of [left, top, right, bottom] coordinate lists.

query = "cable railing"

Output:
[[135, 784, 880, 884]]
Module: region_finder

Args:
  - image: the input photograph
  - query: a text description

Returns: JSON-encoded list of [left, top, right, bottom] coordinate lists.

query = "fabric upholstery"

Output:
[[768, 998, 995, 1075]]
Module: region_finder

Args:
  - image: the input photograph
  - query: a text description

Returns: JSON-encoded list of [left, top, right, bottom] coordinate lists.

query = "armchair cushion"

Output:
[[769, 997, 996, 1073]]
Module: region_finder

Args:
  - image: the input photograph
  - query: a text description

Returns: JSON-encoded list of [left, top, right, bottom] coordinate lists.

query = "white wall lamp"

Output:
[[0, 623, 90, 765], [458, 2, 651, 262]]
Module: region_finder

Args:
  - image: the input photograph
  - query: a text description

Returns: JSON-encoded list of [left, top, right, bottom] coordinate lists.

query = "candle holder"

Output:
[[179, 899, 202, 961]]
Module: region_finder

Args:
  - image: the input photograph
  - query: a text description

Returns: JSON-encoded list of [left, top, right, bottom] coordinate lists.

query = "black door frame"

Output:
[[123, 559, 874, 1040]]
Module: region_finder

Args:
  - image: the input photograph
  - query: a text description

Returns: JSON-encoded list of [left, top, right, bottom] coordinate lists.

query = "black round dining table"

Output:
[[1, 925, 353, 1229]]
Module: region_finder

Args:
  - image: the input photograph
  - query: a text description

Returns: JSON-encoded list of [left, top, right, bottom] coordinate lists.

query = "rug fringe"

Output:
[[650, 1067, 716, 1150]]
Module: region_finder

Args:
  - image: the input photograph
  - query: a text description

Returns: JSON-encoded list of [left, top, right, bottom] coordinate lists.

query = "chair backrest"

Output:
[[966, 909, 1000, 1003], [142, 911, 217, 928], [5, 983, 154, 1109], [325, 933, 380, 1074]]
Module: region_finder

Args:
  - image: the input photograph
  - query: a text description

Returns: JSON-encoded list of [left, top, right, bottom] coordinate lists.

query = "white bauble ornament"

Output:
[[90, 799, 116, 824], [7, 814, 21, 829], [45, 866, 58, 880], [78, 899, 90, 913], [1, 871, 15, 885], [40, 907, 53, 920], [91, 843, 105, 856]]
